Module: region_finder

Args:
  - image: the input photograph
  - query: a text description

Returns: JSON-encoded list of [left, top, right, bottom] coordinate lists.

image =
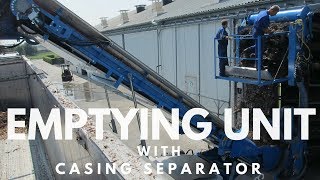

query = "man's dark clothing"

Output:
[[216, 27, 229, 76], [252, 10, 270, 38], [245, 10, 270, 55]]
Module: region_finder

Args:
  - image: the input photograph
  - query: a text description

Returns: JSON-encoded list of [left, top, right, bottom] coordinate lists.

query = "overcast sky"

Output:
[[57, 0, 152, 26], [1, 1, 150, 44]]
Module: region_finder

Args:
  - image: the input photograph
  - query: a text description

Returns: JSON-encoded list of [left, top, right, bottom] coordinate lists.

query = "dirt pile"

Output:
[[239, 22, 290, 77], [235, 23, 292, 143], [236, 23, 291, 118]]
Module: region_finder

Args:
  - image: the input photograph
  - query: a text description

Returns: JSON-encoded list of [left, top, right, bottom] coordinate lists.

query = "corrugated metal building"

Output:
[[95, 0, 315, 117]]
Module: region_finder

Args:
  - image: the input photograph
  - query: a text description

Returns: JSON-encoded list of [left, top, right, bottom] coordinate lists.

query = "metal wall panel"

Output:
[[176, 25, 200, 102], [199, 21, 231, 116], [116, 22, 233, 115], [159, 28, 177, 85], [109, 35, 123, 48], [124, 31, 158, 71]]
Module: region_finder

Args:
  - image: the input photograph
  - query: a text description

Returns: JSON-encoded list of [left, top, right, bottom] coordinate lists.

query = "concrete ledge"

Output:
[[25, 58, 173, 180]]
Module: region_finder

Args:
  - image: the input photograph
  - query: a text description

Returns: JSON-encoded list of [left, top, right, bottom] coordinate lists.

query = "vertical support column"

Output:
[[198, 24, 201, 103], [157, 28, 161, 74], [105, 88, 118, 133], [122, 34, 126, 49], [214, 37, 217, 78], [128, 73, 147, 149], [278, 83, 282, 108], [175, 26, 178, 86], [233, 19, 239, 120], [236, 37, 240, 66], [257, 36, 262, 83], [288, 25, 297, 86]]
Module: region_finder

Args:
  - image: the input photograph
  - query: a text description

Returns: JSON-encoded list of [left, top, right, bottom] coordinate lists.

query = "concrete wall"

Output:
[[0, 55, 175, 179], [0, 58, 32, 111], [24, 60, 172, 180], [26, 62, 107, 180]]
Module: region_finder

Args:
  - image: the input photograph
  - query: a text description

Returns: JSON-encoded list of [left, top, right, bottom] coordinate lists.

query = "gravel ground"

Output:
[[0, 112, 28, 140]]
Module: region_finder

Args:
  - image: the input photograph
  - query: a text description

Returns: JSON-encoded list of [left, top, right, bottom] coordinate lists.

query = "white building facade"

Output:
[[96, 0, 311, 117]]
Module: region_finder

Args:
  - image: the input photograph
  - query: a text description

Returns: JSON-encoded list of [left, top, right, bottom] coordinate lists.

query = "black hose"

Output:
[[0, 40, 25, 49], [18, 23, 38, 35]]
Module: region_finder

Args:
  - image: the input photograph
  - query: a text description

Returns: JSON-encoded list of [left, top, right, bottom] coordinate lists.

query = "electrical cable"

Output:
[[298, 34, 312, 61], [301, 35, 312, 61], [273, 47, 289, 80], [0, 40, 25, 49], [297, 21, 312, 61]]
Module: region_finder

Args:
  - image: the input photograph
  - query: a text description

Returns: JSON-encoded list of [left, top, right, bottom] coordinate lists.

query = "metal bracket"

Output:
[[114, 76, 124, 88], [128, 73, 147, 150], [104, 88, 118, 134]]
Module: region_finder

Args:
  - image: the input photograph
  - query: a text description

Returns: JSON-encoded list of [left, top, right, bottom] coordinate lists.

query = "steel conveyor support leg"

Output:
[[128, 74, 147, 150], [105, 88, 118, 134], [297, 80, 309, 108], [229, 161, 237, 180], [257, 36, 262, 83]]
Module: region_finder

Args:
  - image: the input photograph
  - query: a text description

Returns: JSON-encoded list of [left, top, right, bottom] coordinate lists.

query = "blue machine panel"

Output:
[[248, 7, 311, 25]]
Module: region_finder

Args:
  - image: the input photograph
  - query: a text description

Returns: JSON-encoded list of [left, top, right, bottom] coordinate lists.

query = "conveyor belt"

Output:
[[28, 0, 225, 138]]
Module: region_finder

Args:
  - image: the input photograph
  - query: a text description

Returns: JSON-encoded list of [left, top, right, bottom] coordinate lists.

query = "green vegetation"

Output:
[[28, 52, 58, 60], [15, 43, 37, 56], [6, 41, 65, 64], [42, 53, 64, 64], [27, 49, 64, 64], [12, 42, 60, 62]]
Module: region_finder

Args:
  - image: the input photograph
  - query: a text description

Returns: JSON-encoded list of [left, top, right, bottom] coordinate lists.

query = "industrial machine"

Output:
[[214, 4, 320, 180], [0, 0, 319, 179], [61, 64, 73, 82], [214, 6, 313, 86]]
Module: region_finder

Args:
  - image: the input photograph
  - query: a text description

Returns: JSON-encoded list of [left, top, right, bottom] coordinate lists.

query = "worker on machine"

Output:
[[243, 5, 280, 56], [216, 19, 229, 76]]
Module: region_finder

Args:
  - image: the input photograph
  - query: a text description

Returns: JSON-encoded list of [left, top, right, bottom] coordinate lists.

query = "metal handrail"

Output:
[[214, 32, 290, 86]]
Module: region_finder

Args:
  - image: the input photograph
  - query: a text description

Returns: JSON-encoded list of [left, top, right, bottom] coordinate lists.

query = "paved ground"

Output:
[[0, 112, 54, 180], [0, 137, 54, 180]]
